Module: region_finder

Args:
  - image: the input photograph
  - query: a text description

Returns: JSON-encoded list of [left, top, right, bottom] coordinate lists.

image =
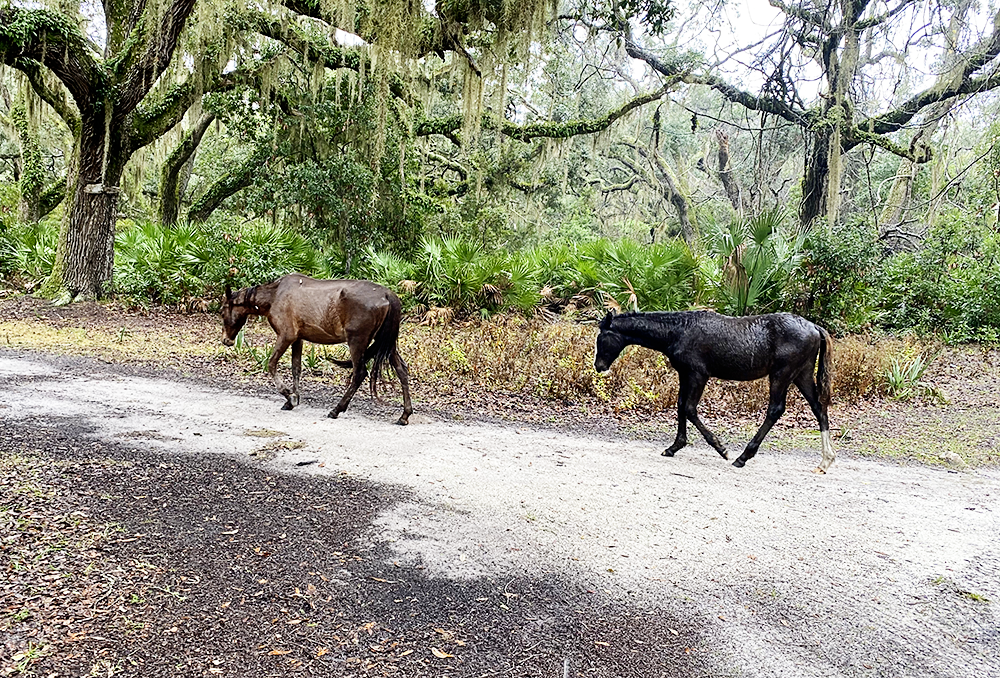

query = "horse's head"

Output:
[[594, 311, 625, 372], [221, 286, 249, 346]]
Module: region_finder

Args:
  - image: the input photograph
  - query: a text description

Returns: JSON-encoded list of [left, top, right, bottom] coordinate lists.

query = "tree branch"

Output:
[[115, 0, 198, 118], [125, 56, 276, 154], [855, 0, 917, 32], [18, 58, 81, 135], [622, 35, 808, 126], [414, 85, 670, 141], [188, 144, 272, 223], [767, 0, 831, 30], [0, 7, 106, 110], [159, 112, 216, 227], [237, 9, 414, 104]]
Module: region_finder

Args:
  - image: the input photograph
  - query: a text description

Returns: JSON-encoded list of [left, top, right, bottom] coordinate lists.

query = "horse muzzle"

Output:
[[222, 336, 235, 347], [594, 360, 610, 373]]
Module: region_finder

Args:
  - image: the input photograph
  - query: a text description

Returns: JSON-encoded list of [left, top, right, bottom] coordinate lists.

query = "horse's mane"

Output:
[[613, 310, 708, 338]]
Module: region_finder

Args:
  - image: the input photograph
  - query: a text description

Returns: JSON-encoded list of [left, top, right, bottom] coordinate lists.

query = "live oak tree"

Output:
[[0, 0, 242, 300], [571, 0, 1000, 229], [0, 0, 561, 301]]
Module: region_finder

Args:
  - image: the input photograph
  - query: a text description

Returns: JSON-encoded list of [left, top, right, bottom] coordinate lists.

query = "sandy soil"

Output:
[[2, 348, 998, 678]]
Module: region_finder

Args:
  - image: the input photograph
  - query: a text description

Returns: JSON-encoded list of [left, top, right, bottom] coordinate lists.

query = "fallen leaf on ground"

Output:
[[431, 647, 454, 658]]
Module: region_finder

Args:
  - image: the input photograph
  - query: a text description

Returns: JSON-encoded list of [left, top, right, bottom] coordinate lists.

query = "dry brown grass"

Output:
[[397, 318, 925, 416], [0, 296, 931, 420]]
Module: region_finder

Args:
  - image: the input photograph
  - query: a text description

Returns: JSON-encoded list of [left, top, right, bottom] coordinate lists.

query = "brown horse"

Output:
[[595, 310, 834, 473], [222, 274, 412, 425]]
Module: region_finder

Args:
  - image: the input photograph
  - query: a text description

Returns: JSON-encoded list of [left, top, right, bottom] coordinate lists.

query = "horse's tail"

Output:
[[816, 325, 833, 407], [367, 291, 403, 399]]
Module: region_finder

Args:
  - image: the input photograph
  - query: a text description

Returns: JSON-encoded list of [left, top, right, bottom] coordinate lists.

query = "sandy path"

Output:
[[2, 352, 998, 677]]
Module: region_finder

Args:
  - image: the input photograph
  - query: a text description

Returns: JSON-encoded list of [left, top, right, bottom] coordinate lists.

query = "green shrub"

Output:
[[701, 208, 804, 316], [785, 222, 882, 332], [362, 235, 698, 316], [876, 217, 1000, 342], [0, 219, 58, 284], [115, 220, 212, 304], [114, 218, 328, 304], [199, 216, 329, 293]]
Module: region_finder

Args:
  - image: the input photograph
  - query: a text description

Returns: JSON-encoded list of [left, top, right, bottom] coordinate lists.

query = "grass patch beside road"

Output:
[[2, 294, 998, 467]]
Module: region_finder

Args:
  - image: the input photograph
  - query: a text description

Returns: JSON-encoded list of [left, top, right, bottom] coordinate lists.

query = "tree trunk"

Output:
[[799, 125, 832, 230], [649, 149, 695, 244], [716, 129, 744, 214], [159, 112, 215, 227], [47, 118, 122, 301], [799, 0, 861, 231], [11, 105, 44, 224]]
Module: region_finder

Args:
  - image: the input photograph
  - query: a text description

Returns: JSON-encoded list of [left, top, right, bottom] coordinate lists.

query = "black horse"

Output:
[[222, 274, 412, 425], [595, 310, 834, 473]]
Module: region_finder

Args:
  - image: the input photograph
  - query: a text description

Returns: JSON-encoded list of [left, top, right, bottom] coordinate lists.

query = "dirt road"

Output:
[[2, 350, 998, 677]]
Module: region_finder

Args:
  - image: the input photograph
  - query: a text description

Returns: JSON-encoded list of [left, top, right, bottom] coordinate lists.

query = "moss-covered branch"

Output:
[[415, 85, 669, 142], [845, 126, 929, 162], [115, 0, 198, 118], [159, 112, 216, 227], [39, 178, 66, 218], [859, 71, 1000, 139], [126, 57, 275, 154], [18, 58, 81, 135], [124, 80, 199, 155], [187, 145, 272, 223], [0, 7, 106, 109], [233, 9, 414, 105]]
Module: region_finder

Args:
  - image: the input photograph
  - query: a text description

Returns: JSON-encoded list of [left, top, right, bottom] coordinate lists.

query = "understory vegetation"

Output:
[[2, 207, 998, 343], [2, 0, 999, 419]]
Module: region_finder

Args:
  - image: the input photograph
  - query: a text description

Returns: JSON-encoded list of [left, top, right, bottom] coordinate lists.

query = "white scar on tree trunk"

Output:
[[813, 430, 836, 474]]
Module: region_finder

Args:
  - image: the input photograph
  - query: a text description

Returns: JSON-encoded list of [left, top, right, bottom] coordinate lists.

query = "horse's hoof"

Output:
[[812, 467, 826, 475], [281, 402, 294, 411], [732, 459, 746, 468], [395, 418, 408, 426], [662, 449, 675, 457], [719, 450, 729, 460], [327, 411, 339, 419]]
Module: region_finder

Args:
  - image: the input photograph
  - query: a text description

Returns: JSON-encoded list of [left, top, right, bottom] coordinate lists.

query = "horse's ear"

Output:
[[599, 311, 615, 330], [224, 285, 233, 300]]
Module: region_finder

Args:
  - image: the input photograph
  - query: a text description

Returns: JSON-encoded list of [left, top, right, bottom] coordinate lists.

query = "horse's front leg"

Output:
[[329, 340, 368, 419], [679, 371, 728, 460], [290, 340, 303, 408], [663, 373, 690, 456], [268, 337, 296, 410]]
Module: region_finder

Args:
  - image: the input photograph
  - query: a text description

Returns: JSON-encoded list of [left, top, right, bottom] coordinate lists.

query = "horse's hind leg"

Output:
[[734, 373, 792, 468], [390, 351, 412, 426], [670, 371, 728, 459], [290, 340, 303, 408], [794, 372, 835, 474], [329, 339, 368, 419], [268, 337, 296, 410]]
